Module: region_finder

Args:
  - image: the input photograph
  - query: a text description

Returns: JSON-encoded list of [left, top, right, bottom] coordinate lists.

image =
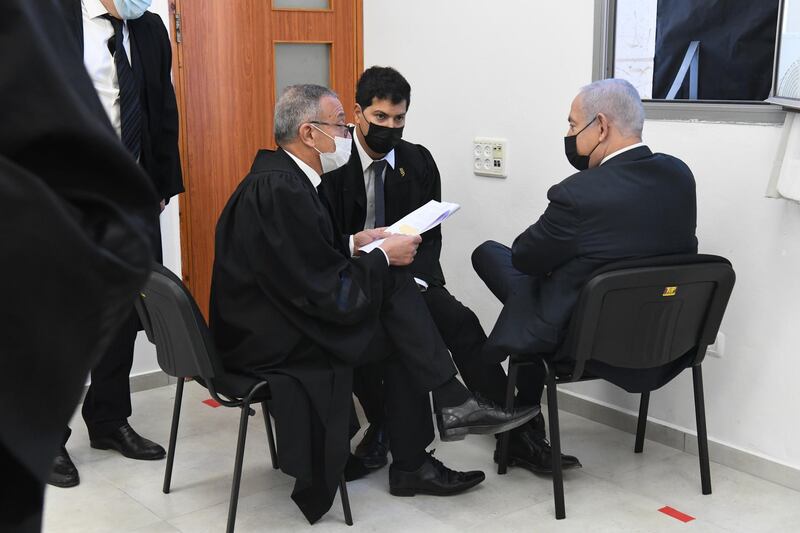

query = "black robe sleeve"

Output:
[[411, 144, 444, 286], [0, 0, 158, 529], [245, 172, 388, 322], [218, 169, 390, 364]]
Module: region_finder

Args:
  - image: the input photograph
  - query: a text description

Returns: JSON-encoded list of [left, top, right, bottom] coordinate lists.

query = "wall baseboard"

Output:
[[549, 389, 800, 493]]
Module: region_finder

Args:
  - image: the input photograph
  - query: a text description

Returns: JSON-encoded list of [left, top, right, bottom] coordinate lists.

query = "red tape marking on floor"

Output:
[[202, 399, 221, 408], [659, 506, 695, 523]]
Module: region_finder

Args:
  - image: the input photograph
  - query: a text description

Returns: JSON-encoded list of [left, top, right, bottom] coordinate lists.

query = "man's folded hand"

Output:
[[353, 227, 389, 253], [379, 234, 421, 266]]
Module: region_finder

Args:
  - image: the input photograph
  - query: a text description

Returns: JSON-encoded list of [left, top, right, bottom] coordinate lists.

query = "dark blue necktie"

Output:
[[104, 15, 142, 160], [371, 160, 387, 227]]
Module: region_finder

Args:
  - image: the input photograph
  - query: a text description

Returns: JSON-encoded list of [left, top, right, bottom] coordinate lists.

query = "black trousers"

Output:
[[75, 309, 139, 440], [353, 284, 507, 431], [364, 270, 464, 468], [470, 240, 548, 407], [378, 353, 437, 470], [67, 229, 163, 443]]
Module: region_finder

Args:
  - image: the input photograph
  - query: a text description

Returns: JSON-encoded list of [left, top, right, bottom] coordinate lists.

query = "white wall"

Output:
[[364, 0, 800, 469], [130, 0, 182, 377]]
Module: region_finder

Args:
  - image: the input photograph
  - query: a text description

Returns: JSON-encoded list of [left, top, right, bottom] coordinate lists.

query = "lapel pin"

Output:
[[399, 167, 406, 177]]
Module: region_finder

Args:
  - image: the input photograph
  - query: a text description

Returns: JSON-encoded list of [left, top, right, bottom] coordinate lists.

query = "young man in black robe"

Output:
[[210, 84, 536, 522], [321, 66, 509, 473], [0, 1, 158, 530]]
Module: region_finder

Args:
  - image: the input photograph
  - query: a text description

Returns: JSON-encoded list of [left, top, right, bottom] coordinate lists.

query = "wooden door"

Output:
[[170, 0, 363, 316]]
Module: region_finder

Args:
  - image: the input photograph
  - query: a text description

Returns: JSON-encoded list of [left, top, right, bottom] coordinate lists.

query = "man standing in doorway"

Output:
[[50, 0, 184, 488]]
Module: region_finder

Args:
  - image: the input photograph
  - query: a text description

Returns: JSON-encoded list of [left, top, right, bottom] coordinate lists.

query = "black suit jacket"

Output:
[[489, 146, 698, 358], [1, 1, 157, 529], [210, 148, 392, 524], [320, 137, 445, 286], [61, 0, 184, 203]]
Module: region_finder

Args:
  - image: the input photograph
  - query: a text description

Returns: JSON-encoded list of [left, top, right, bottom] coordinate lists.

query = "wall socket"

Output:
[[707, 331, 726, 358], [473, 137, 507, 177]]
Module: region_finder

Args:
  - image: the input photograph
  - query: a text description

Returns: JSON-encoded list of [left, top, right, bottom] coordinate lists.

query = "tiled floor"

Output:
[[42, 383, 800, 532]]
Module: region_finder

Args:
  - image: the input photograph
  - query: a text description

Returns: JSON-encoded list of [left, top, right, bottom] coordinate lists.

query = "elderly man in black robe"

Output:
[[209, 84, 536, 523]]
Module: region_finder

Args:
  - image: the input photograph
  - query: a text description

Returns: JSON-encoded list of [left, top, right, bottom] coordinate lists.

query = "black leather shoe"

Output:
[[436, 394, 540, 442], [494, 427, 582, 474], [48, 447, 79, 488], [344, 453, 372, 481], [353, 423, 389, 470], [90, 423, 166, 460], [389, 451, 485, 496]]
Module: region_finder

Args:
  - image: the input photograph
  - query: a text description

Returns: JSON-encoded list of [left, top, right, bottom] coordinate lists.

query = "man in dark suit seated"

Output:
[[209, 84, 536, 521], [471, 78, 698, 475], [320, 66, 499, 472]]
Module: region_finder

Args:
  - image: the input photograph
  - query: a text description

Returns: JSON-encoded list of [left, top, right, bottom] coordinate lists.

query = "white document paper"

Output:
[[359, 200, 461, 253]]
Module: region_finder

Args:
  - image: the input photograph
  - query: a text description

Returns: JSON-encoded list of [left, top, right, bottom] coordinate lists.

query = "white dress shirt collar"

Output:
[[83, 0, 109, 19], [284, 149, 321, 189], [600, 142, 646, 166], [354, 129, 395, 171]]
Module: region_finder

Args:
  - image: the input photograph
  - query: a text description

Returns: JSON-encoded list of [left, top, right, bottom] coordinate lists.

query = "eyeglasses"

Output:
[[309, 121, 352, 134]]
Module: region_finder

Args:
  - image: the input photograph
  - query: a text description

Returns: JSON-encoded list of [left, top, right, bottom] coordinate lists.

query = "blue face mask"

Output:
[[113, 0, 152, 20]]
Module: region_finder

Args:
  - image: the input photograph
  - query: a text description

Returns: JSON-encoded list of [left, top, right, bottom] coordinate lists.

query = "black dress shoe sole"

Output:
[[493, 450, 582, 475], [90, 439, 166, 460], [48, 476, 80, 488], [389, 476, 484, 497], [437, 409, 539, 442], [359, 457, 388, 470]]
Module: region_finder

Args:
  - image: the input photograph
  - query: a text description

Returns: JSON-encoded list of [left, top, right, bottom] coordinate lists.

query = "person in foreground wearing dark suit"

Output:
[[470, 78, 698, 475], [210, 84, 536, 523], [50, 0, 185, 488], [320, 66, 501, 472], [0, 1, 158, 530]]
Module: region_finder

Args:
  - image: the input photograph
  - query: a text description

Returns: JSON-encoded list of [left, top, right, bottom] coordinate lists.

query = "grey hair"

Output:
[[578, 78, 644, 138], [274, 84, 338, 144]]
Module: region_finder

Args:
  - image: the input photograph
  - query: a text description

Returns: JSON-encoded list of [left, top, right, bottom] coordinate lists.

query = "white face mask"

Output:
[[113, 0, 152, 20], [311, 125, 352, 174]]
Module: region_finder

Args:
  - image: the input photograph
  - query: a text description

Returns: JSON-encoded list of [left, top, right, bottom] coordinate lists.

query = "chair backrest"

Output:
[[135, 263, 224, 380], [558, 254, 735, 381]]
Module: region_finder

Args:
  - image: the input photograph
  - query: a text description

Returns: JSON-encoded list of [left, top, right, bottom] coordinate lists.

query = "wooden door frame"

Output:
[[167, 0, 192, 284], [167, 0, 363, 288]]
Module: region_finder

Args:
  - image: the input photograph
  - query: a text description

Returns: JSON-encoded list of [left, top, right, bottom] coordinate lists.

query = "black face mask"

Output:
[[564, 116, 599, 171], [360, 120, 404, 154]]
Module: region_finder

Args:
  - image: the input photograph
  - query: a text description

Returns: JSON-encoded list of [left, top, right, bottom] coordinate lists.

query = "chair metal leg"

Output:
[[634, 391, 650, 454], [339, 474, 353, 526], [546, 371, 565, 520], [163, 377, 185, 494], [261, 401, 279, 470], [227, 403, 254, 533], [497, 362, 519, 475], [692, 365, 712, 495]]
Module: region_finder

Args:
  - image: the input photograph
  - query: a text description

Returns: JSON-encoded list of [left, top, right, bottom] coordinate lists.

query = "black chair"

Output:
[[135, 264, 353, 532], [496, 254, 735, 520]]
